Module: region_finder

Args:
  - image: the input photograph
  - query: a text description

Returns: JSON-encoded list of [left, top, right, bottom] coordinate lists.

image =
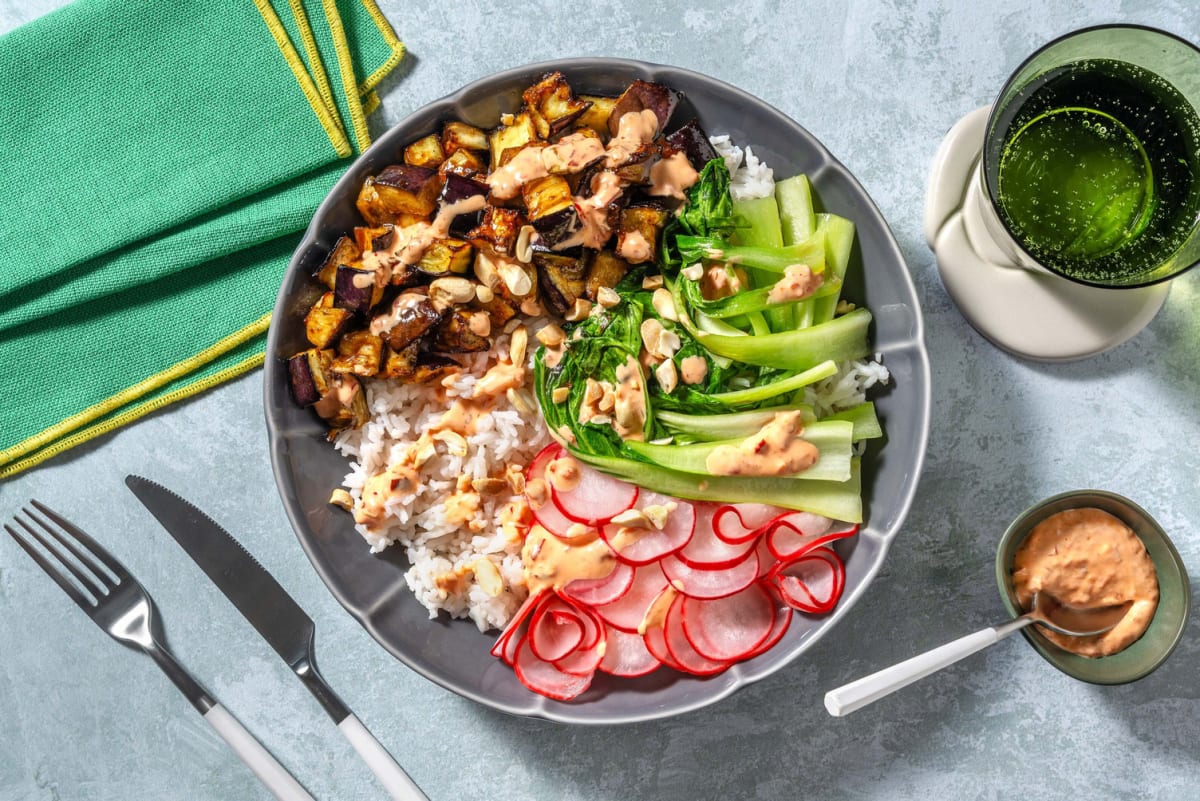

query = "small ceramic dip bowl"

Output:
[[995, 489, 1190, 684]]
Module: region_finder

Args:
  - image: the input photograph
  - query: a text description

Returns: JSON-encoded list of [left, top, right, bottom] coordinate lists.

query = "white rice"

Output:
[[333, 140, 885, 633], [334, 329, 548, 632], [710, 134, 775, 200]]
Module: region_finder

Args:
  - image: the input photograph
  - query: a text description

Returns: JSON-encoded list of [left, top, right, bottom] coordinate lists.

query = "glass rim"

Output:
[[980, 23, 1200, 289]]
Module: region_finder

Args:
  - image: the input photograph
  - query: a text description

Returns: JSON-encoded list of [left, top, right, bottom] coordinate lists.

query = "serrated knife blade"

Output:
[[126, 475, 429, 801]]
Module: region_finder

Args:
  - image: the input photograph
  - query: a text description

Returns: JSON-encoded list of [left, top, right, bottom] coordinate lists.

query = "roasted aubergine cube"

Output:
[[377, 340, 420, 380], [466, 206, 525, 255], [488, 112, 540, 169], [533, 251, 587, 315], [612, 141, 662, 184], [523, 72, 593, 138], [353, 224, 396, 253], [415, 238, 474, 276], [522, 175, 574, 223], [439, 173, 489, 234], [576, 95, 618, 136], [287, 348, 335, 406], [431, 308, 491, 353], [321, 372, 369, 433], [584, 250, 631, 299], [664, 119, 719, 171], [438, 147, 487, 179], [608, 80, 679, 137], [305, 291, 354, 348], [442, 121, 489, 155], [403, 133, 446, 169], [356, 164, 441, 223], [411, 351, 460, 384], [332, 330, 384, 377], [616, 205, 670, 264], [334, 264, 384, 314], [374, 291, 444, 351], [314, 235, 362, 290], [471, 285, 520, 328]]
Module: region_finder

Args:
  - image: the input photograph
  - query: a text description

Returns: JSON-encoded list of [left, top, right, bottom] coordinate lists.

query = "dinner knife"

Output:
[[125, 475, 430, 801]]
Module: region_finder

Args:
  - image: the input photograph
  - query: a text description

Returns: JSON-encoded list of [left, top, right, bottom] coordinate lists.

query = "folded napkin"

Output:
[[0, 0, 403, 478]]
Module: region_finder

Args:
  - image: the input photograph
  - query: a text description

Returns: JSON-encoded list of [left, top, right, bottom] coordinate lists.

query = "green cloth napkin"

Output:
[[0, 0, 404, 478]]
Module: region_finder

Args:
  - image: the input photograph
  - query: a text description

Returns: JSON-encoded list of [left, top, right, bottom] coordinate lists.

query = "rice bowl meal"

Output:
[[281, 68, 902, 702]]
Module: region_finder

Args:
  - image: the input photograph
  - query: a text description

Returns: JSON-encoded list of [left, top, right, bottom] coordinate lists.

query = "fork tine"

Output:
[[14, 512, 109, 599], [30, 499, 124, 581], [4, 522, 95, 609]]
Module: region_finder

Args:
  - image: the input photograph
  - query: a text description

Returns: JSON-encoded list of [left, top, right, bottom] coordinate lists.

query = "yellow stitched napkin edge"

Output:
[[253, 0, 353, 158], [356, 0, 405, 97], [0, 313, 272, 472]]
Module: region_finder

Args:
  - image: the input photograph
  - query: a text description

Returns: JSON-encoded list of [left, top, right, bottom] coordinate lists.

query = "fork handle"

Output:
[[204, 703, 316, 801], [339, 714, 430, 800]]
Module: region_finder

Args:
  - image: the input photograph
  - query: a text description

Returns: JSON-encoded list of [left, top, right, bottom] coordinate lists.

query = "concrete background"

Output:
[[2, 1, 1198, 799]]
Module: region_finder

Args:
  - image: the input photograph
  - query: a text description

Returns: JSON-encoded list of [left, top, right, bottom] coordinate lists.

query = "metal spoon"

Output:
[[824, 592, 1129, 717]]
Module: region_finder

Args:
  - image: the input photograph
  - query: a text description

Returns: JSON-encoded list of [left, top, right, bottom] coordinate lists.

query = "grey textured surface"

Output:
[[2, 1, 1198, 800]]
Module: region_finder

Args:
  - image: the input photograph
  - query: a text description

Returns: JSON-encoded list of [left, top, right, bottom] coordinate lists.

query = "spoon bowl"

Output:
[[1015, 592, 1130, 637]]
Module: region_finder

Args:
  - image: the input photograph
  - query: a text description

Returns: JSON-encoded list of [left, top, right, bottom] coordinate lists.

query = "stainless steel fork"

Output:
[[5, 501, 315, 801]]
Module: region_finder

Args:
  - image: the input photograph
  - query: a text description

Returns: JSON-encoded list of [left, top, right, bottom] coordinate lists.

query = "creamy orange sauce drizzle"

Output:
[[617, 229, 652, 263], [521, 524, 616, 594], [313, 374, 359, 419], [649, 151, 699, 199], [488, 133, 606, 199], [605, 109, 659, 168], [1012, 508, 1159, 657], [767, 264, 821, 304], [679, 355, 708, 385], [705, 411, 818, 477], [545, 455, 582, 493]]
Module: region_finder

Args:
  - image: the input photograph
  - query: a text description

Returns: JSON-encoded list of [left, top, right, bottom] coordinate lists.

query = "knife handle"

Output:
[[204, 703, 315, 801], [339, 714, 430, 801]]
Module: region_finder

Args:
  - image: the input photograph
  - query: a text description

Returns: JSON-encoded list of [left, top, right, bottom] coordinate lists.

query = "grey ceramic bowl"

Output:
[[264, 58, 931, 723], [995, 490, 1190, 684]]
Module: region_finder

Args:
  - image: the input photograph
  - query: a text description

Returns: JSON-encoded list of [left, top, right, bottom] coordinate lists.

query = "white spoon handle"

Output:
[[825, 623, 1022, 717]]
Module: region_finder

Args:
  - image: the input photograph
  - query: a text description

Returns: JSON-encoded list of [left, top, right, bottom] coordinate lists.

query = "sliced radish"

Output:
[[767, 515, 857, 561], [554, 642, 605, 677], [560, 558, 635, 606], [491, 589, 546, 663], [755, 536, 776, 579], [598, 626, 661, 677], [600, 494, 696, 565], [662, 593, 730, 676], [712, 503, 786, 544], [770, 547, 846, 614], [529, 607, 584, 663], [680, 583, 776, 663], [593, 564, 670, 632], [642, 620, 683, 672], [660, 548, 759, 600], [677, 503, 758, 569], [526, 445, 577, 538], [550, 461, 639, 525], [514, 633, 594, 700], [743, 602, 793, 660]]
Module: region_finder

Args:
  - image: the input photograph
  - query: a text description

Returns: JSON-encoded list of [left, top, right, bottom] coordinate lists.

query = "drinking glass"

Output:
[[926, 24, 1200, 360]]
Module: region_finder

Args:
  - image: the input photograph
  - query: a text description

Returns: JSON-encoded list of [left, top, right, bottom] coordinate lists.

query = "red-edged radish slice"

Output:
[[550, 460, 638, 525], [755, 536, 776, 579], [594, 564, 670, 632], [676, 503, 759, 569], [601, 495, 696, 565], [662, 593, 730, 676], [529, 608, 584, 663], [642, 620, 683, 672], [767, 515, 857, 561], [680, 583, 776, 663], [712, 503, 785, 544], [770, 547, 846, 614], [660, 547, 759, 600], [526, 445, 577, 538], [514, 633, 593, 701], [491, 589, 547, 663], [598, 626, 661, 677], [742, 602, 794, 660], [559, 558, 635, 606], [555, 642, 605, 677]]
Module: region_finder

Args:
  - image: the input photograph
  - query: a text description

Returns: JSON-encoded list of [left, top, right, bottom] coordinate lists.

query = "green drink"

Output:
[[991, 59, 1200, 284]]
